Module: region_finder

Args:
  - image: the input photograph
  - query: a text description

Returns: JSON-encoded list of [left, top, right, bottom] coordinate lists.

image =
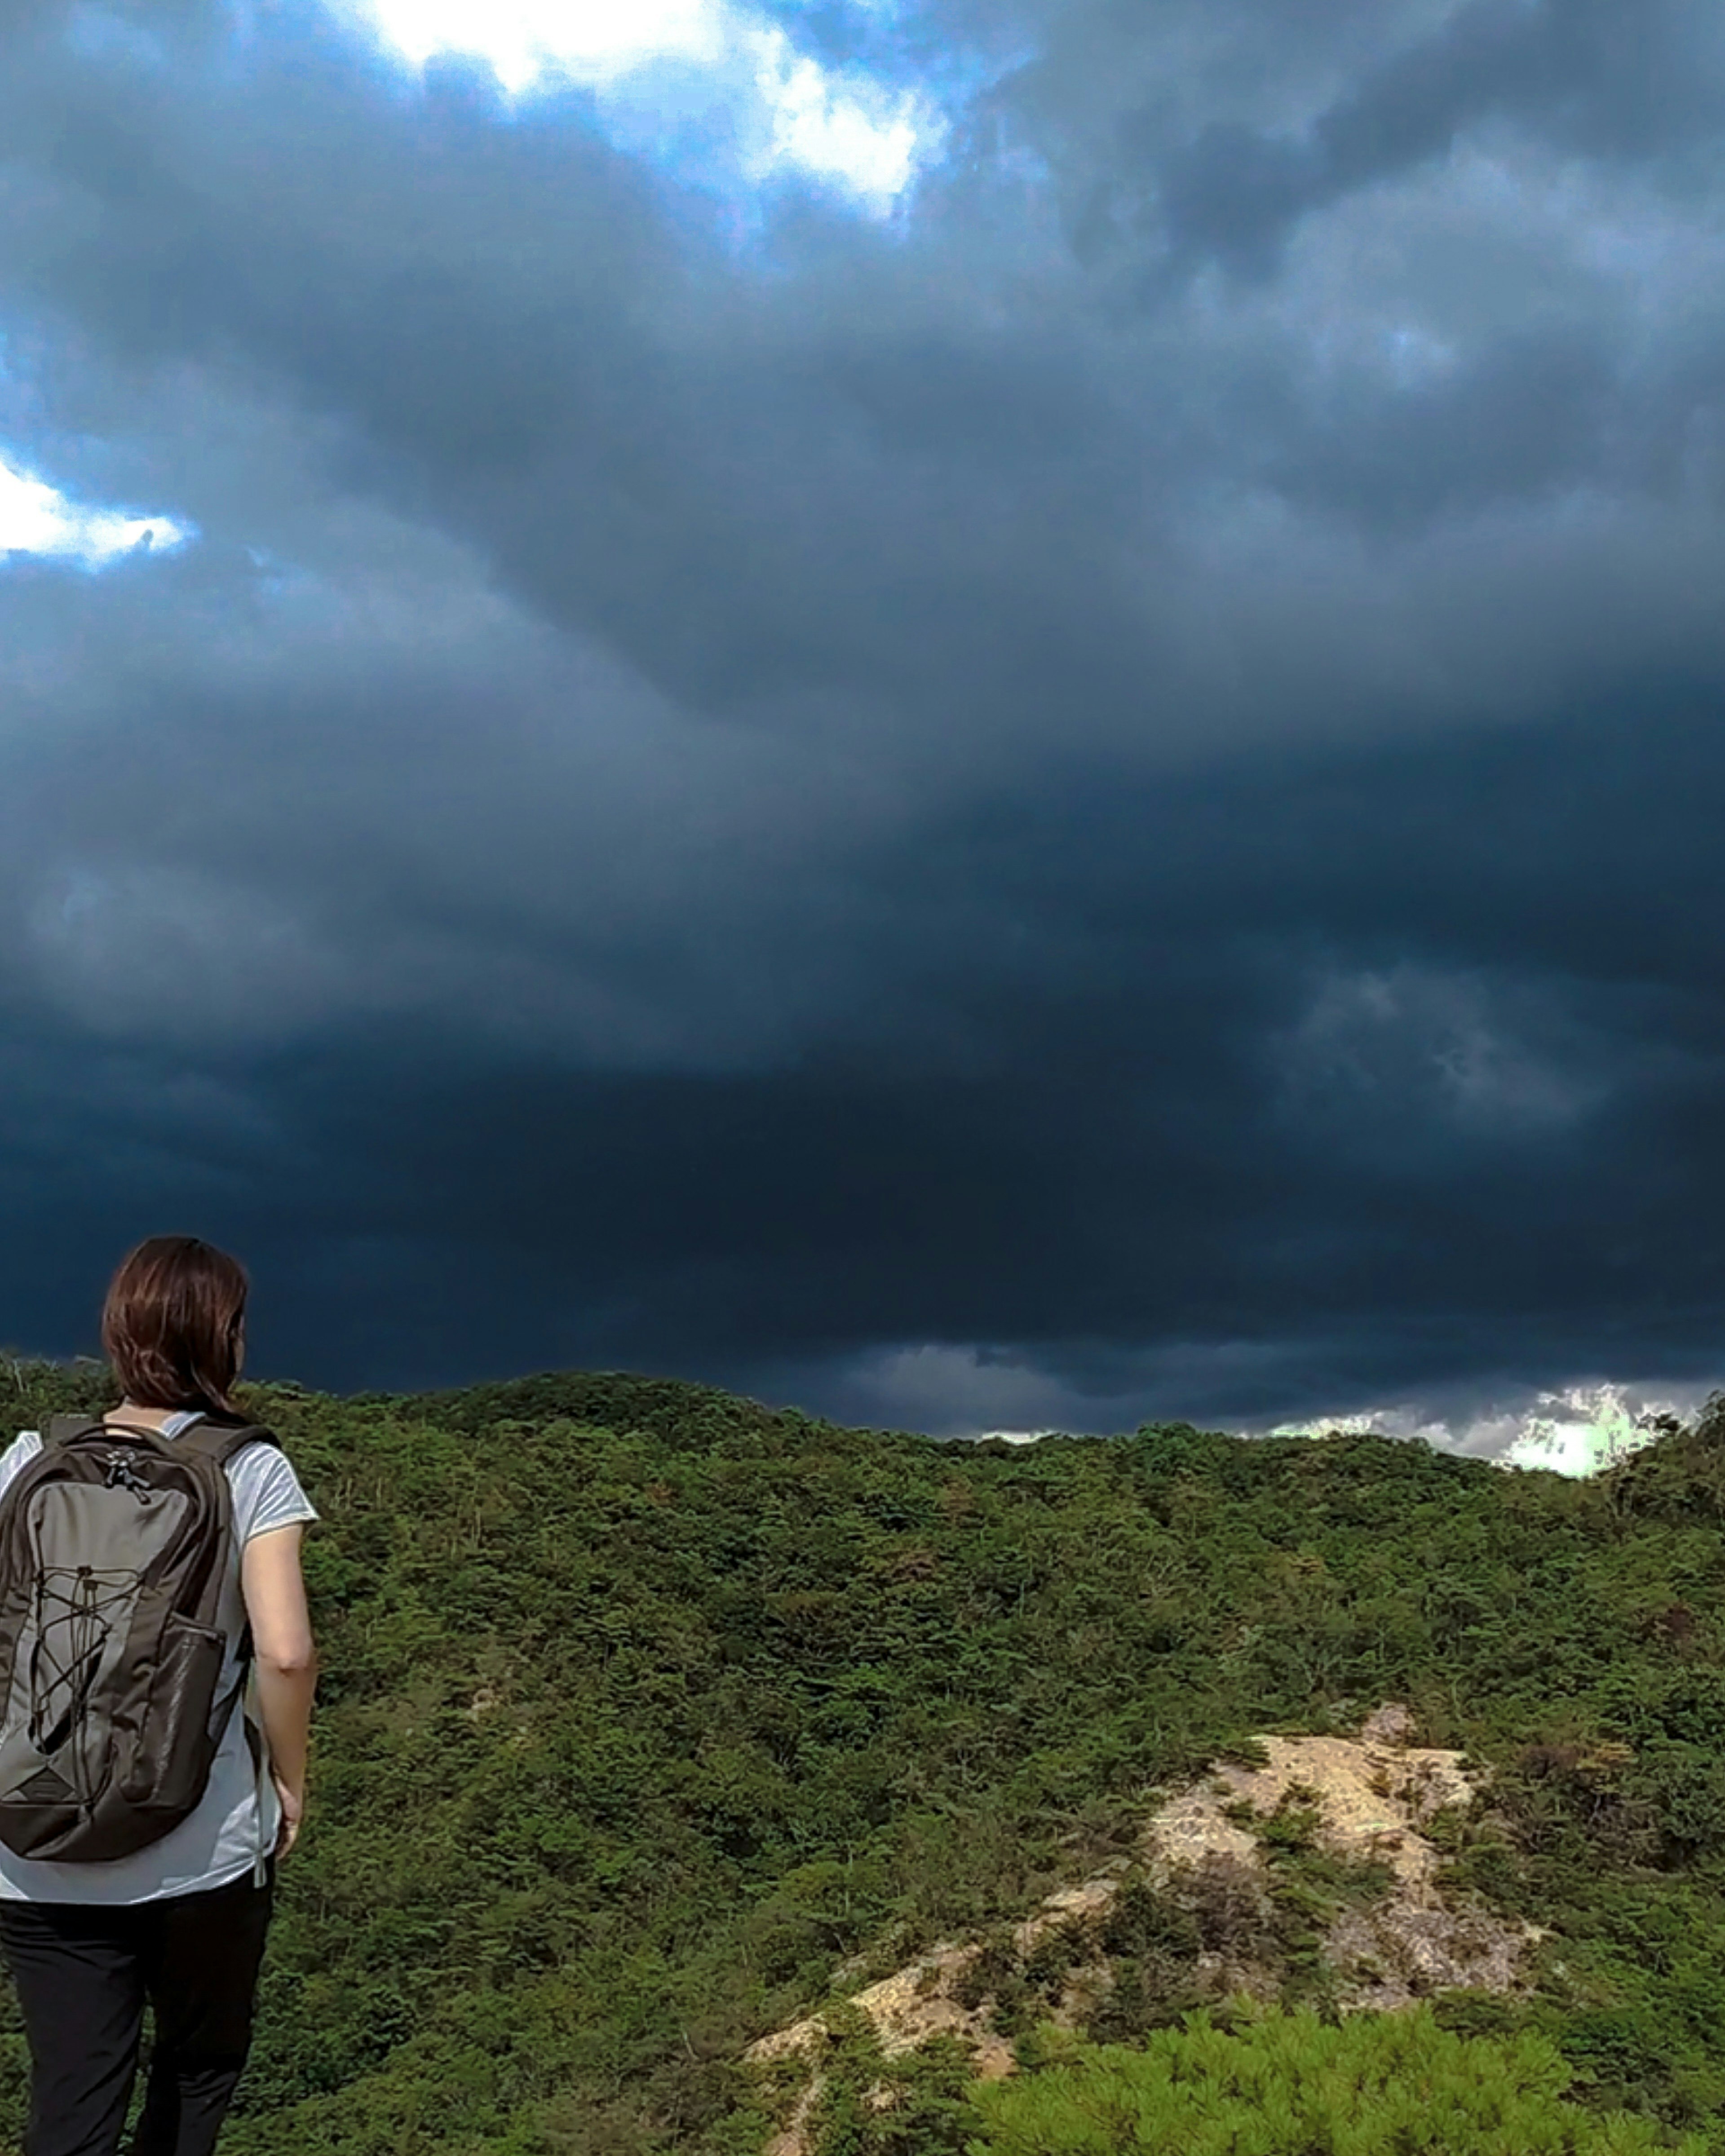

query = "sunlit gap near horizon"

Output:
[[1263, 1383, 1707, 1479], [0, 452, 196, 570], [318, 0, 946, 214], [978, 1386, 1706, 1479]]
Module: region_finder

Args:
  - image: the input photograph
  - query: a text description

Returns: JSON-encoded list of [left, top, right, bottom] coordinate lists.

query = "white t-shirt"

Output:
[[0, 1411, 318, 1905]]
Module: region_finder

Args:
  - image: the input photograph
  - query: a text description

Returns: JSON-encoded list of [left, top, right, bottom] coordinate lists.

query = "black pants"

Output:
[[0, 1865, 273, 2156]]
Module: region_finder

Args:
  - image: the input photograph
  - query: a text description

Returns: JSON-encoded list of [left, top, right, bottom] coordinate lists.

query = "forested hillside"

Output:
[[3, 1361, 1725, 2153]]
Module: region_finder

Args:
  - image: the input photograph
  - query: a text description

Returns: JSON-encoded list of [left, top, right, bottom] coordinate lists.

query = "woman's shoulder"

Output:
[[227, 1437, 320, 1537], [0, 1431, 43, 1503]]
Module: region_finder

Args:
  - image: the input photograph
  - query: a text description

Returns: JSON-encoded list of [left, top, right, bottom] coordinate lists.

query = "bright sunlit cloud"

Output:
[[0, 453, 195, 570], [334, 0, 725, 92], [322, 0, 942, 212], [1269, 1383, 1708, 1477], [743, 22, 925, 206]]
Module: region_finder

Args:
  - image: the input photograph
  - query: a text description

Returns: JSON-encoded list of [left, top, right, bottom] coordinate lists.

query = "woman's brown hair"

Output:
[[101, 1236, 249, 1416]]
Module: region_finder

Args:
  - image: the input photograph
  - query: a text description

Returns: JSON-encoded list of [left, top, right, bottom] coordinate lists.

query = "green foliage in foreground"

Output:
[[0, 1358, 1724, 2151], [968, 2007, 1711, 2156]]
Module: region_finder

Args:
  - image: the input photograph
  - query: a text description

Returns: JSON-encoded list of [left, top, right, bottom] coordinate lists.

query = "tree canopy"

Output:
[[2, 1361, 1723, 2153]]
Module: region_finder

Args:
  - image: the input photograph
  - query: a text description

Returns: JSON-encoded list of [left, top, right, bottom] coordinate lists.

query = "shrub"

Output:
[[966, 2005, 1710, 2156]]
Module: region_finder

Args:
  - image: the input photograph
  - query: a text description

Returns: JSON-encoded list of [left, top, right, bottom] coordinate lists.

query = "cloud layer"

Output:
[[2, 0, 1723, 1439]]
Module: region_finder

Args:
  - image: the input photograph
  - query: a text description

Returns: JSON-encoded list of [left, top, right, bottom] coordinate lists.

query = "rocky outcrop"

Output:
[[1144, 1710, 1537, 2010], [746, 1704, 1542, 2156]]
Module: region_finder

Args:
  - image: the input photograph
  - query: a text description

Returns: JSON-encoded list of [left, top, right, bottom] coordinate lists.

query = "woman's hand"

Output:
[[273, 1770, 305, 1857]]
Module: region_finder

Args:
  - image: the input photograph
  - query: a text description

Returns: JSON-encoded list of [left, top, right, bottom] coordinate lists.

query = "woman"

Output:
[[0, 1236, 318, 2156]]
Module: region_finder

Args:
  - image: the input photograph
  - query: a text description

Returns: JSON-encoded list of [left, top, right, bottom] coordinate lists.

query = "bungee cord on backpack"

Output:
[[27, 1567, 142, 1789]]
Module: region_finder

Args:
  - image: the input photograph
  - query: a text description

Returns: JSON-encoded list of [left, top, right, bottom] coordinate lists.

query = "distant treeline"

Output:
[[2, 1357, 1724, 2153]]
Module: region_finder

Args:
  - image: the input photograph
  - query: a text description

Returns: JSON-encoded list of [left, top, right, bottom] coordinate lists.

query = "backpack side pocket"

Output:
[[120, 1617, 224, 1813]]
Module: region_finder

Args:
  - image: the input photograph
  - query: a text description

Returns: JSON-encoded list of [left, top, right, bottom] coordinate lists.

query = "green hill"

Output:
[[3, 1360, 1725, 2153]]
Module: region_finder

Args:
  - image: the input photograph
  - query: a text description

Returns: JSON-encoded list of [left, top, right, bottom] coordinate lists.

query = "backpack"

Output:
[[0, 1414, 272, 1863]]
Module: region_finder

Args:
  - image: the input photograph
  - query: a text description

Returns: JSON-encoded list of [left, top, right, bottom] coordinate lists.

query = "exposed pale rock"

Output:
[[1359, 1701, 1417, 1746], [746, 1705, 1540, 2155], [1205, 1732, 1476, 1900], [1142, 1785, 1258, 1871]]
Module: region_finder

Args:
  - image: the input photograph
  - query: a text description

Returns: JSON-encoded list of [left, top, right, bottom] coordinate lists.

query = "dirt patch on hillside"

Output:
[[746, 1871, 1127, 2116], [1164, 1714, 1473, 1899], [745, 1703, 1541, 2156], [1147, 1710, 1536, 2011]]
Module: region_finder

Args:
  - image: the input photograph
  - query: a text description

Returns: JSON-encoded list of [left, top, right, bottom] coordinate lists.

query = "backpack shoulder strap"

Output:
[[43, 1414, 106, 1449], [174, 1420, 278, 1470]]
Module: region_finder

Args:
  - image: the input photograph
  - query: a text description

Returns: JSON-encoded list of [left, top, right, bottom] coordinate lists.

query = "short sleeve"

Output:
[[231, 1445, 319, 1543], [0, 1433, 43, 1506]]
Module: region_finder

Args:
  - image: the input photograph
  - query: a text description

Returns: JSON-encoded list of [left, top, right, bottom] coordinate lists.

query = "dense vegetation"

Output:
[[1, 1360, 1725, 2152], [971, 2007, 1711, 2155]]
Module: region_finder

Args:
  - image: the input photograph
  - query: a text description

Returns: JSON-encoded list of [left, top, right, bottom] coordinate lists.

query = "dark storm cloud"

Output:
[[2, 0, 1724, 1440], [1087, 0, 1725, 283]]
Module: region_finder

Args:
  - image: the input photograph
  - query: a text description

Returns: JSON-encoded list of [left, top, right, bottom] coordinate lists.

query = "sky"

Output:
[[2, 0, 1724, 1449]]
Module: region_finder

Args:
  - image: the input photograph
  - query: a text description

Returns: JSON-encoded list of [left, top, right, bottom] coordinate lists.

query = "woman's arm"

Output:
[[241, 1522, 318, 1854]]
